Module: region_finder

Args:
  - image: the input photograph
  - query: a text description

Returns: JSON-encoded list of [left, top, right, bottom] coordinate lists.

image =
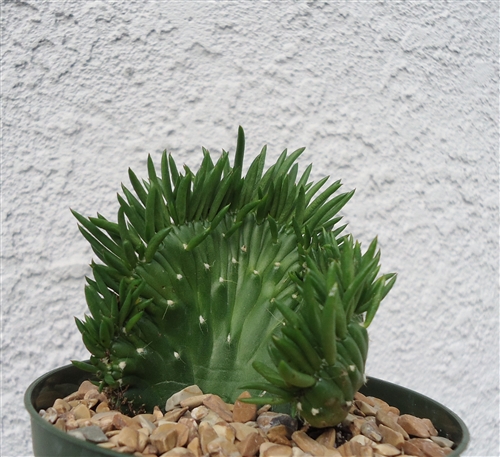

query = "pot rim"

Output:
[[25, 362, 469, 456]]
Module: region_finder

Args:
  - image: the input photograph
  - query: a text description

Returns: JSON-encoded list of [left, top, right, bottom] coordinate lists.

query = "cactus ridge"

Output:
[[72, 127, 396, 426]]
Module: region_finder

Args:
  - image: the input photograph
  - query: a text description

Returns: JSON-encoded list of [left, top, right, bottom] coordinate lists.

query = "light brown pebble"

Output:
[[373, 443, 401, 456], [72, 403, 91, 420], [350, 434, 374, 447], [207, 436, 241, 457], [292, 431, 340, 456], [361, 421, 382, 442], [153, 406, 164, 421], [355, 400, 378, 416], [54, 418, 66, 431], [160, 446, 196, 457], [165, 385, 204, 411], [267, 425, 291, 446], [97, 442, 116, 449], [187, 436, 202, 457], [116, 427, 139, 450], [398, 415, 431, 438], [199, 421, 219, 454], [178, 417, 199, 442], [42, 407, 58, 424], [113, 413, 142, 431], [180, 394, 211, 409], [214, 423, 236, 443], [409, 438, 448, 457], [53, 398, 72, 414], [231, 422, 259, 441], [237, 432, 266, 457], [376, 410, 409, 440], [164, 407, 190, 422], [155, 422, 190, 448], [190, 405, 209, 420], [233, 392, 258, 423], [203, 394, 234, 422], [337, 440, 366, 457], [422, 418, 438, 437], [257, 404, 272, 415], [260, 443, 293, 457], [78, 380, 97, 395], [430, 436, 454, 448], [150, 428, 178, 454], [315, 427, 336, 449], [379, 424, 404, 449], [96, 402, 110, 413]]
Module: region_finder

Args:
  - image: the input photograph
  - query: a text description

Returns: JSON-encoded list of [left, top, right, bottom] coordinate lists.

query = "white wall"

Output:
[[2, 1, 498, 456]]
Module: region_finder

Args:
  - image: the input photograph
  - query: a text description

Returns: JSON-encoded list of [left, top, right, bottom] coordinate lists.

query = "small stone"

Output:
[[207, 436, 242, 457], [67, 429, 86, 441], [379, 424, 404, 449], [355, 400, 378, 416], [422, 418, 438, 437], [135, 415, 156, 434], [256, 404, 272, 415], [160, 447, 196, 457], [430, 436, 454, 448], [154, 406, 164, 421], [376, 410, 409, 440], [165, 385, 204, 411], [72, 403, 91, 420], [96, 402, 110, 413], [199, 421, 219, 454], [53, 398, 72, 414], [54, 418, 66, 431], [187, 437, 202, 457], [78, 425, 109, 443], [398, 415, 431, 438], [178, 417, 199, 442], [214, 424, 236, 443], [137, 430, 149, 452], [267, 425, 291, 446], [203, 394, 234, 422], [237, 432, 266, 457], [116, 427, 139, 450], [337, 440, 365, 457], [350, 434, 374, 447], [113, 413, 142, 431], [97, 442, 117, 449], [409, 438, 448, 457], [233, 392, 257, 423], [402, 440, 425, 456], [154, 423, 190, 448], [316, 428, 336, 449], [257, 412, 297, 435], [292, 431, 340, 456], [373, 443, 401, 456], [191, 405, 209, 420], [78, 380, 97, 395], [260, 443, 293, 457], [180, 394, 211, 409], [361, 421, 382, 442], [231, 422, 259, 441], [42, 407, 58, 424], [150, 428, 178, 454]]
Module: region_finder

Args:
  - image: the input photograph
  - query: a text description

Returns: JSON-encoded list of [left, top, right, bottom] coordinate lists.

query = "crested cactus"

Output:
[[72, 127, 396, 427]]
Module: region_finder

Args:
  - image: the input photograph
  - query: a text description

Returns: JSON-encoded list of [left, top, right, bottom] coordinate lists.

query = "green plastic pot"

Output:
[[25, 362, 469, 456]]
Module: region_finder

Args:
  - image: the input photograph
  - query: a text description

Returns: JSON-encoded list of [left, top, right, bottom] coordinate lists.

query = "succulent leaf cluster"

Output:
[[72, 127, 396, 427]]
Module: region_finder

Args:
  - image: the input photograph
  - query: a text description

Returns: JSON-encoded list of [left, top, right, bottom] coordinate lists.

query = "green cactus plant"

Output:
[[71, 127, 396, 428]]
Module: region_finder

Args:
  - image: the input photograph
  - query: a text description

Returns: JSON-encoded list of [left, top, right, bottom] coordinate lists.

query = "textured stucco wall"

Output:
[[2, 1, 498, 456]]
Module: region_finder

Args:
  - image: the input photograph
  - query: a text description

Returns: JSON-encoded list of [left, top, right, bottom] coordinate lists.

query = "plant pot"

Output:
[[25, 362, 469, 457]]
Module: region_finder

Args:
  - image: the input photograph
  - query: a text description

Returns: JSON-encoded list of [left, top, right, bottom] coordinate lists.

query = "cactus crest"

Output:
[[72, 127, 396, 426]]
